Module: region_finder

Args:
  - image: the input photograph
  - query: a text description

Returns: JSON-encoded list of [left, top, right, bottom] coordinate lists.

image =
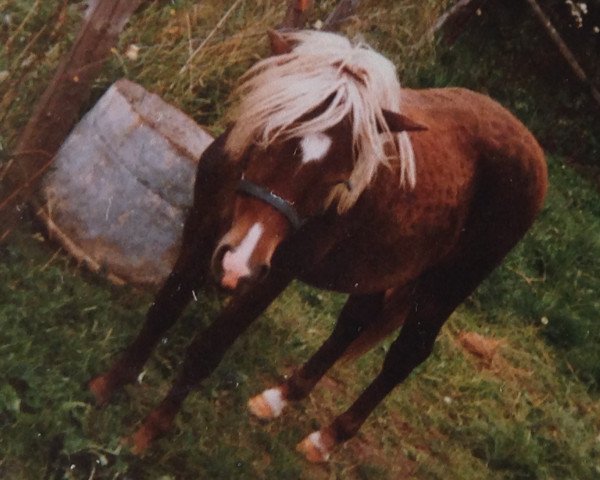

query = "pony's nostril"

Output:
[[256, 264, 271, 282], [211, 243, 231, 278]]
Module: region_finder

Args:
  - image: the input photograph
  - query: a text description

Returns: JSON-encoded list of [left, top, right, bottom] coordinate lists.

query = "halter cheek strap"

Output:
[[237, 178, 306, 231]]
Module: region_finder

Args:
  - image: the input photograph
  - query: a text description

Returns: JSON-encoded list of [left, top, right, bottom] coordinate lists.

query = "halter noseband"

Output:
[[237, 177, 306, 230]]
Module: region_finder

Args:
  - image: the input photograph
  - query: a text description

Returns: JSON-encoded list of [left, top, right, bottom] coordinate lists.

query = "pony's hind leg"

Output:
[[296, 198, 545, 461], [296, 263, 487, 462], [248, 292, 385, 420]]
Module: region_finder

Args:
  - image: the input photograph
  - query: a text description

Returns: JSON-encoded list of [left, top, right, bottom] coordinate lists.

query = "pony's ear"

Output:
[[267, 29, 293, 55], [381, 109, 428, 133]]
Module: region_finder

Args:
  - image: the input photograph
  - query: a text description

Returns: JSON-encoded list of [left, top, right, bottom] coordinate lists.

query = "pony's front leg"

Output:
[[248, 292, 384, 420], [128, 268, 292, 454], [89, 132, 236, 406], [88, 244, 206, 406], [296, 256, 489, 462]]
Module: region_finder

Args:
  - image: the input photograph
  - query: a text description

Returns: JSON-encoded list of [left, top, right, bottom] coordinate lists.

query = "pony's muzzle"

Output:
[[211, 238, 271, 291]]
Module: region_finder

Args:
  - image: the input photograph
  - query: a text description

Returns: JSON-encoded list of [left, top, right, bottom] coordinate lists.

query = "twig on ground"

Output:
[[40, 248, 63, 272], [507, 266, 545, 286]]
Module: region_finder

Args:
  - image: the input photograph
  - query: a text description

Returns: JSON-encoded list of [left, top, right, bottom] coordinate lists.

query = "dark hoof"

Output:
[[125, 426, 155, 456], [127, 410, 174, 455], [88, 374, 115, 407]]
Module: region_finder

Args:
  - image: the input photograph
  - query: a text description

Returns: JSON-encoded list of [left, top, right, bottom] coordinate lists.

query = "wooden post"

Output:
[[0, 0, 146, 242]]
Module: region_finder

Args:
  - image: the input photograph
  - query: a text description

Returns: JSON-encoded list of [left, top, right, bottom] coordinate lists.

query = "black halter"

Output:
[[237, 177, 306, 230]]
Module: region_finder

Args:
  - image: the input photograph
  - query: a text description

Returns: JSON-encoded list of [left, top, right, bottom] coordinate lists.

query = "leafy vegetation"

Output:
[[416, 0, 600, 168], [1, 0, 599, 479]]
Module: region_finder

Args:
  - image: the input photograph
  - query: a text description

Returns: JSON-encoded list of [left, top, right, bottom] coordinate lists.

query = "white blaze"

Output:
[[300, 132, 332, 164], [222, 223, 264, 285]]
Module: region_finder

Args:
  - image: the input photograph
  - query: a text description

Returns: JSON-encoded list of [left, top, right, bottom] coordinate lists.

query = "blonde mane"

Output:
[[225, 30, 416, 213]]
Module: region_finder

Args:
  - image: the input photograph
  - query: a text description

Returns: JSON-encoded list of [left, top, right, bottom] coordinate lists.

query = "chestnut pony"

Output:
[[89, 30, 547, 461]]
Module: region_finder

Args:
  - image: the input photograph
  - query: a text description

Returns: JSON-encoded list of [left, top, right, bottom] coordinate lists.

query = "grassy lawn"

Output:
[[1, 1, 599, 478]]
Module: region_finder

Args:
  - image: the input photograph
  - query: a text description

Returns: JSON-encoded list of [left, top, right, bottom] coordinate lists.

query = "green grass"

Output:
[[1, 217, 599, 478], [1, 0, 600, 478], [471, 158, 600, 388]]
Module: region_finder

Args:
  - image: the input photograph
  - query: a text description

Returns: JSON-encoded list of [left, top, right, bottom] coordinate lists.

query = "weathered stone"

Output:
[[40, 79, 214, 288]]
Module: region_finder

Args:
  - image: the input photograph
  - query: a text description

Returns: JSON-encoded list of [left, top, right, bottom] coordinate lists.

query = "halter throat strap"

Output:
[[237, 178, 306, 230]]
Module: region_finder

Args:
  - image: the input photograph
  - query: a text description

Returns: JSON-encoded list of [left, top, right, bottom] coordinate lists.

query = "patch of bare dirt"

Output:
[[456, 331, 534, 385], [457, 331, 505, 367]]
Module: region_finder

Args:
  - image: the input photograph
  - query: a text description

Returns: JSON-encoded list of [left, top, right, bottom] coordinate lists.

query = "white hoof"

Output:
[[248, 387, 287, 419], [296, 431, 333, 463]]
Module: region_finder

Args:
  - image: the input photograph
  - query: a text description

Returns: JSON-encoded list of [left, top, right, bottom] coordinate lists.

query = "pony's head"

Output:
[[212, 30, 426, 290]]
